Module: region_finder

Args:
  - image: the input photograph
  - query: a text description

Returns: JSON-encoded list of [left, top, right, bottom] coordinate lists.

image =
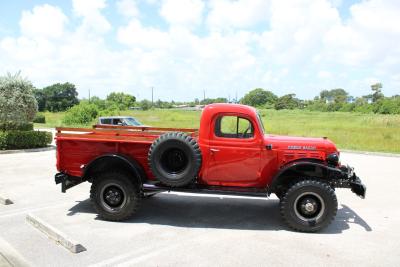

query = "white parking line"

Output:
[[90, 242, 180, 267], [0, 202, 68, 218], [89, 246, 158, 267], [0, 237, 30, 267]]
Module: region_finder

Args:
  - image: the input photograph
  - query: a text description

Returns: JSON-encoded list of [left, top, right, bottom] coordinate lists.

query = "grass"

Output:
[[34, 109, 400, 153]]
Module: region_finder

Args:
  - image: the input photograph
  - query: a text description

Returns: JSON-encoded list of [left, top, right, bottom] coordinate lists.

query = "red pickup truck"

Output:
[[55, 103, 365, 232]]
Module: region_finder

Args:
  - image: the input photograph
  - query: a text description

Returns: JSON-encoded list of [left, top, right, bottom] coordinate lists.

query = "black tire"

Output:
[[280, 180, 338, 232], [148, 132, 202, 187], [90, 172, 141, 221]]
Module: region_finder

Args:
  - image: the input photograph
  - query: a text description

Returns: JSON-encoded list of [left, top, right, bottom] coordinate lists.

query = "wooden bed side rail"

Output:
[[92, 124, 198, 133], [55, 127, 199, 138]]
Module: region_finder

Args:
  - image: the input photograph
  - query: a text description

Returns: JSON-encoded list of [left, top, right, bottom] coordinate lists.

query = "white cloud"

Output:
[[72, 0, 111, 33], [117, 19, 170, 49], [259, 0, 341, 65], [159, 0, 205, 27], [207, 0, 270, 30], [19, 4, 68, 38], [72, 0, 107, 16], [318, 70, 332, 79], [117, 0, 139, 18], [323, 0, 400, 68]]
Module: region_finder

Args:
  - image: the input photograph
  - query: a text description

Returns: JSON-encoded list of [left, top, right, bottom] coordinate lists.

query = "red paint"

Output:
[[56, 103, 338, 188]]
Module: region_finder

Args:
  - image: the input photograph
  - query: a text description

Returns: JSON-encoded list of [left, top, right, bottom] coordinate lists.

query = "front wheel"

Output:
[[90, 172, 141, 221], [280, 180, 338, 232]]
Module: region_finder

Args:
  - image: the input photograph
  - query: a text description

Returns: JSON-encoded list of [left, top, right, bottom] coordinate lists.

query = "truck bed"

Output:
[[55, 126, 198, 178]]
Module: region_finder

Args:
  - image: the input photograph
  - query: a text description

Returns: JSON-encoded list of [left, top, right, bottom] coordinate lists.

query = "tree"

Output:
[[32, 88, 47, 112], [241, 88, 277, 107], [200, 97, 228, 105], [89, 96, 108, 110], [371, 83, 384, 103], [275, 94, 301, 110], [139, 100, 152, 110], [42, 83, 79, 112], [319, 88, 348, 103], [0, 72, 37, 123], [106, 92, 136, 110]]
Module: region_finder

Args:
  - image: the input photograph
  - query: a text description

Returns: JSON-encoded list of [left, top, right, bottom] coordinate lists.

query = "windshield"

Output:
[[257, 112, 266, 134], [123, 117, 142, 126]]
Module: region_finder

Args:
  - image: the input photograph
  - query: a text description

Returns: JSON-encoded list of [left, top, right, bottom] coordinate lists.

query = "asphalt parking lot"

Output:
[[0, 150, 399, 267]]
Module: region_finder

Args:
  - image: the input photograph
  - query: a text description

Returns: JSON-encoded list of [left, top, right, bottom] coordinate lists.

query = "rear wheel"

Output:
[[280, 179, 337, 232], [90, 172, 141, 221]]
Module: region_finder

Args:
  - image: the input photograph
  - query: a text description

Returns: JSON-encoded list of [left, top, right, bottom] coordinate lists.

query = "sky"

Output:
[[0, 0, 399, 101]]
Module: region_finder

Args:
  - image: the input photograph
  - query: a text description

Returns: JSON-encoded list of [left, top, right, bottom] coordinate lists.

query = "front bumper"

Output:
[[349, 176, 366, 199], [333, 165, 366, 198]]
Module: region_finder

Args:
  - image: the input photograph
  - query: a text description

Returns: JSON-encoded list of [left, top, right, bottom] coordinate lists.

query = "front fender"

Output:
[[268, 161, 344, 192]]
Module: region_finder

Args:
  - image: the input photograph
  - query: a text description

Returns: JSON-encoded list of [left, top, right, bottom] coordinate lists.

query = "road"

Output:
[[0, 150, 399, 266]]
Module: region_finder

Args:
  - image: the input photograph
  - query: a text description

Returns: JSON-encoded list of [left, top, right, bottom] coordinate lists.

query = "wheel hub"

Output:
[[301, 199, 318, 214], [294, 192, 325, 221], [102, 185, 125, 208]]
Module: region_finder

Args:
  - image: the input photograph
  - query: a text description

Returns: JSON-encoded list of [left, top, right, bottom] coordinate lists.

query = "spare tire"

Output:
[[148, 132, 202, 187]]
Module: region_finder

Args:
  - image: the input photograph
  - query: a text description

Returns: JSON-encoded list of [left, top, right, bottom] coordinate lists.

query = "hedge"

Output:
[[33, 113, 46, 123], [0, 130, 52, 150], [0, 121, 34, 131]]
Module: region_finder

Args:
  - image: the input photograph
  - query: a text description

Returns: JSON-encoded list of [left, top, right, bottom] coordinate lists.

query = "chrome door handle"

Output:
[[210, 148, 220, 152]]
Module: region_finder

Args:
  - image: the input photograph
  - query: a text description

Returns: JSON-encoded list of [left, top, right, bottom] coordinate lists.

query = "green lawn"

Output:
[[34, 109, 400, 153]]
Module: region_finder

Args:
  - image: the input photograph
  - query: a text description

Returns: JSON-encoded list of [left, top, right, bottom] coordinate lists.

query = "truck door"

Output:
[[203, 114, 262, 187]]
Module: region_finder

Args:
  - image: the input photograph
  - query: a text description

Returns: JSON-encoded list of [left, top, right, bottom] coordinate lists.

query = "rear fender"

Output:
[[83, 154, 146, 187]]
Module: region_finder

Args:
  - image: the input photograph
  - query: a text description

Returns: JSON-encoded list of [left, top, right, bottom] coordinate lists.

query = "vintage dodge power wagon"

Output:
[[55, 103, 365, 232]]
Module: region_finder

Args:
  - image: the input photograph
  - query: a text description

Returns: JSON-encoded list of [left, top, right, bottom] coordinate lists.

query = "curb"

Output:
[[26, 214, 86, 254], [340, 149, 400, 158], [0, 145, 55, 155], [0, 196, 13, 205]]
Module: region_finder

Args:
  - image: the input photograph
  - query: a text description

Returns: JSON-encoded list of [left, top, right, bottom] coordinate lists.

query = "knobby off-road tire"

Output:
[[148, 132, 202, 187], [90, 172, 141, 221], [280, 180, 338, 232]]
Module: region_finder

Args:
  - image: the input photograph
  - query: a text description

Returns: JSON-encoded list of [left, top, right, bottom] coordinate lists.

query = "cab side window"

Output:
[[215, 116, 254, 139]]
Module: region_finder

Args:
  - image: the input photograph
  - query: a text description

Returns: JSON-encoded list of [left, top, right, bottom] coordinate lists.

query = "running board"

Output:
[[142, 182, 269, 198]]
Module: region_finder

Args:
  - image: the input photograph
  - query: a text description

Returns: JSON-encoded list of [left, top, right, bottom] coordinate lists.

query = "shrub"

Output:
[[0, 132, 6, 149], [0, 121, 33, 131], [354, 104, 374, 113], [0, 130, 52, 150], [62, 102, 99, 125], [374, 98, 400, 114], [0, 72, 38, 123], [33, 113, 46, 123]]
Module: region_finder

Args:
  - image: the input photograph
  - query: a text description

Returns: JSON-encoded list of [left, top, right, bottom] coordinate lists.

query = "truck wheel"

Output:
[[90, 172, 141, 221], [148, 132, 202, 187], [280, 180, 337, 232]]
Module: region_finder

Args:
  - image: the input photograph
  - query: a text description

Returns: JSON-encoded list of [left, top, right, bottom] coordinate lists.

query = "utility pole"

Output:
[[88, 89, 91, 103], [203, 89, 205, 102], [235, 91, 238, 103], [151, 87, 154, 106]]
